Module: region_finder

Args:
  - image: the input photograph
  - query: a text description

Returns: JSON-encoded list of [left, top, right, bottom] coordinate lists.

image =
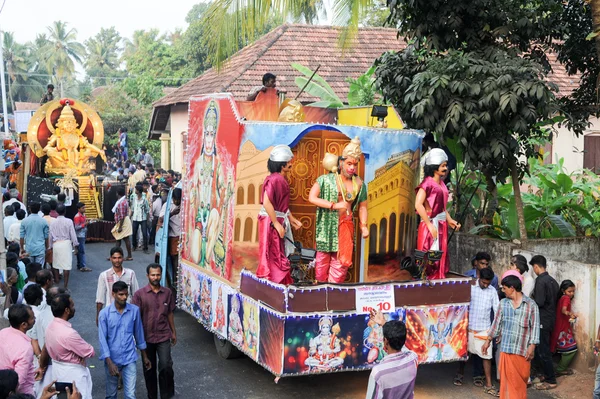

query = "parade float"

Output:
[[169, 89, 471, 380], [25, 98, 109, 232]]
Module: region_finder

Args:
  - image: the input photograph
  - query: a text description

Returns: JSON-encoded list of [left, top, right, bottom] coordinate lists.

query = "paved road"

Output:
[[65, 242, 552, 398]]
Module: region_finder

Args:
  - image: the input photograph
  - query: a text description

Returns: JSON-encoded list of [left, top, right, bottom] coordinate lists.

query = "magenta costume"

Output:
[[416, 176, 449, 279], [257, 173, 293, 285]]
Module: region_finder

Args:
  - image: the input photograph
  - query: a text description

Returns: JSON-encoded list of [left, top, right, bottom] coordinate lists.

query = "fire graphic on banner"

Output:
[[405, 305, 468, 363]]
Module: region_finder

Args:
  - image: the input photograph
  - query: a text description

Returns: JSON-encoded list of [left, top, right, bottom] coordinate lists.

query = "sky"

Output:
[[0, 0, 202, 44]]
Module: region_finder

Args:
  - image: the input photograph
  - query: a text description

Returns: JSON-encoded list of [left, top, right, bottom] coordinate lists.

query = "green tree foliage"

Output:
[[90, 86, 160, 162], [359, 0, 391, 27], [375, 0, 591, 239], [84, 27, 125, 87], [121, 29, 193, 105], [202, 0, 330, 67], [551, 0, 599, 118], [41, 21, 85, 96]]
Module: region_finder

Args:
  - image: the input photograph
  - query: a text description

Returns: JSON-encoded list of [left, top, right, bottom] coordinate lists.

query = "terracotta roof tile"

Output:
[[153, 24, 580, 107], [153, 24, 405, 106]]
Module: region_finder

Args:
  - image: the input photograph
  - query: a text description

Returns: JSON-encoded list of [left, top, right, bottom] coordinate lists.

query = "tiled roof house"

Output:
[[149, 23, 595, 173]]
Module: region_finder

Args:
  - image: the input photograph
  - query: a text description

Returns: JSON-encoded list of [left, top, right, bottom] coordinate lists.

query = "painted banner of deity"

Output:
[[181, 96, 243, 281], [227, 294, 260, 361], [404, 304, 469, 363], [282, 309, 406, 375]]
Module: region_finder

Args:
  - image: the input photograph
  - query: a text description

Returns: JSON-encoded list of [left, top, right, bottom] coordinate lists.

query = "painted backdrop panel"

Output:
[[182, 95, 243, 282]]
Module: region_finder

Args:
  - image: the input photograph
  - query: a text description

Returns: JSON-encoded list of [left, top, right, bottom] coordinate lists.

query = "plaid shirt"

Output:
[[469, 281, 500, 331], [489, 295, 540, 357], [114, 198, 129, 222]]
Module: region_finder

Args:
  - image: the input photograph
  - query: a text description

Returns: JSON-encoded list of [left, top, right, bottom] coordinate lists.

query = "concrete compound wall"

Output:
[[450, 233, 600, 370]]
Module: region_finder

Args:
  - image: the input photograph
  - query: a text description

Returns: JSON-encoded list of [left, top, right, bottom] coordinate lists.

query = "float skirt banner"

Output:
[[282, 309, 406, 375], [259, 308, 285, 375], [179, 263, 201, 318], [228, 294, 260, 361], [211, 280, 229, 338], [404, 304, 469, 363]]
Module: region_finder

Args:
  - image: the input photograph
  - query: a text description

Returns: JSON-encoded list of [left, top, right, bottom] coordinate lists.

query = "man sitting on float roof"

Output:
[[247, 73, 279, 101]]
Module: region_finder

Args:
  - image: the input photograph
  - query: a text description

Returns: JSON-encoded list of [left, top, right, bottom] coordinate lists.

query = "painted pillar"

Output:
[[160, 133, 171, 170]]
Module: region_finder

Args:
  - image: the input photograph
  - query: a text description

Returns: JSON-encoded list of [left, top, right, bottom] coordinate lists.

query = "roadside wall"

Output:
[[450, 233, 600, 370], [515, 249, 598, 370]]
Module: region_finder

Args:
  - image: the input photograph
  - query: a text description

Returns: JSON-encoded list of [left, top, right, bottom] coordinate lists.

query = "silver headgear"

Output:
[[421, 148, 448, 167], [269, 145, 294, 162]]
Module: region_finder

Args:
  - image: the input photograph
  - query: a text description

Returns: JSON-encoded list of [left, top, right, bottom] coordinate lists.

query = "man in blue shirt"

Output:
[[464, 251, 499, 289], [99, 281, 151, 399], [19, 202, 49, 265]]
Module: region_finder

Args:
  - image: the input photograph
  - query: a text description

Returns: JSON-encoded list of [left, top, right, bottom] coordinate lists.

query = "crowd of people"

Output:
[[454, 253, 577, 398], [0, 246, 176, 399], [365, 252, 581, 399]]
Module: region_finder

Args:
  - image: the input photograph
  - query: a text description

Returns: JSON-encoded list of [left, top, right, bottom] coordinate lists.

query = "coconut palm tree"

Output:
[[42, 21, 85, 96], [84, 27, 123, 86], [202, 0, 371, 67], [84, 27, 121, 71], [2, 32, 30, 110]]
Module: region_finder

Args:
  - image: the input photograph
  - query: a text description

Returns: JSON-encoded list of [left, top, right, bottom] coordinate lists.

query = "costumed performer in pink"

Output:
[[256, 145, 302, 285], [415, 148, 460, 279]]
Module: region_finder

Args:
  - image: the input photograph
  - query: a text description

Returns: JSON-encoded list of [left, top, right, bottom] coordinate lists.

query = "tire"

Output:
[[214, 334, 242, 359]]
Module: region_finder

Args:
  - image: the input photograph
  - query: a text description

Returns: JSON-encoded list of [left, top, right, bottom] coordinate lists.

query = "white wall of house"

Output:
[[551, 116, 600, 173], [169, 104, 189, 172]]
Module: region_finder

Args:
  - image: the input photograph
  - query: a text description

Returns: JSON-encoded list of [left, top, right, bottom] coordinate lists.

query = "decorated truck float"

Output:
[[165, 90, 471, 380]]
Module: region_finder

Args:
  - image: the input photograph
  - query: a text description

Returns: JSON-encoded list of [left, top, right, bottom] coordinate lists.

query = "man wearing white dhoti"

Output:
[[45, 292, 95, 399], [49, 205, 78, 290]]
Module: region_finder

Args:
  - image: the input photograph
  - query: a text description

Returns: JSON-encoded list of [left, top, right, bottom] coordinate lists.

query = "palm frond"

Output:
[[203, 0, 366, 69]]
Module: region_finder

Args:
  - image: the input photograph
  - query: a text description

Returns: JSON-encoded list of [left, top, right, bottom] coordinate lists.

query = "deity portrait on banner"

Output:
[[212, 284, 227, 337], [243, 301, 259, 360], [305, 316, 345, 371], [187, 99, 235, 278], [404, 306, 468, 363], [228, 294, 245, 348], [200, 277, 212, 326]]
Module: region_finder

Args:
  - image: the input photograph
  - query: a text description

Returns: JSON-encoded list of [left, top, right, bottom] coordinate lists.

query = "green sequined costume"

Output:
[[315, 173, 367, 252]]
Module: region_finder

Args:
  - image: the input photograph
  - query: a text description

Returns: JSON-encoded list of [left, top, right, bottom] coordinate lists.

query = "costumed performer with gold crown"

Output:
[[256, 145, 302, 285], [415, 148, 460, 279], [308, 137, 368, 283]]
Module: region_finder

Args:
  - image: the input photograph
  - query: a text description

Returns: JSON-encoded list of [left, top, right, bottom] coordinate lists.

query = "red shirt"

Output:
[[132, 284, 175, 344]]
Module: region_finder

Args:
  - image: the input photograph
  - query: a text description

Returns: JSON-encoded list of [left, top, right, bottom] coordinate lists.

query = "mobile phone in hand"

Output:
[[55, 382, 73, 393]]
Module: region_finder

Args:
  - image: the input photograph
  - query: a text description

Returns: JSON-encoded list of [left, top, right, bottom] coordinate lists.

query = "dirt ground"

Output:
[[546, 367, 596, 398]]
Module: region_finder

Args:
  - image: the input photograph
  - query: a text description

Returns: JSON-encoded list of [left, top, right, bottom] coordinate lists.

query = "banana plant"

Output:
[[291, 63, 344, 108], [470, 157, 600, 240]]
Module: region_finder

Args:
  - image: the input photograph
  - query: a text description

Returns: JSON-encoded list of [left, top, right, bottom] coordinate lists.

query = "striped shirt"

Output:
[[365, 351, 418, 399], [469, 281, 499, 331], [489, 295, 540, 357], [96, 267, 139, 306], [49, 215, 78, 247]]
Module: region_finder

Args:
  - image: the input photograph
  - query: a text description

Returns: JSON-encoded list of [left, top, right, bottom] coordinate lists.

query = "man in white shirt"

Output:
[[454, 267, 499, 394], [3, 205, 17, 238], [2, 191, 27, 216], [95, 246, 139, 326]]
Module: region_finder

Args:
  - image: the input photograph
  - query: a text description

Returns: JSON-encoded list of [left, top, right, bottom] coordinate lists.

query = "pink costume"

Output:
[[257, 172, 293, 285], [0, 327, 35, 395], [416, 176, 449, 279]]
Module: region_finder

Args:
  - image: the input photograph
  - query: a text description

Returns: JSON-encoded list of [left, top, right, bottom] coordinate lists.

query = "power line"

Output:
[[2, 71, 194, 82], [0, 0, 7, 15]]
